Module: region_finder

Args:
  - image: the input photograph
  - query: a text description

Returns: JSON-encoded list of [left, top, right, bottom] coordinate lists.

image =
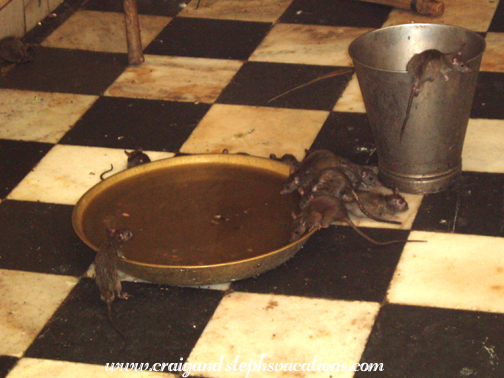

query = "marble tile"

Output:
[[23, 0, 49, 33], [0, 47, 128, 96], [47, 0, 63, 12], [279, 0, 392, 28], [187, 292, 380, 378], [382, 0, 499, 32], [179, 0, 293, 22], [0, 89, 98, 143], [0, 139, 52, 199], [462, 118, 504, 173], [7, 145, 174, 205], [0, 0, 24, 38], [333, 74, 366, 113], [104, 55, 243, 103], [41, 10, 171, 53], [0, 269, 78, 357], [387, 231, 504, 314], [249, 24, 373, 66], [7, 358, 177, 377], [144, 17, 271, 61], [179, 104, 329, 160], [480, 32, 504, 72], [356, 304, 504, 378]]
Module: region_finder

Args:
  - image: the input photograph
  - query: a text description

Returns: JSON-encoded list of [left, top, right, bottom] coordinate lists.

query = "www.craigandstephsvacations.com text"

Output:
[[105, 354, 384, 376]]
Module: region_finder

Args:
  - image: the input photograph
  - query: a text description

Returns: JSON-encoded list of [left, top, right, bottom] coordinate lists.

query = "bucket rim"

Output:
[[348, 23, 486, 73]]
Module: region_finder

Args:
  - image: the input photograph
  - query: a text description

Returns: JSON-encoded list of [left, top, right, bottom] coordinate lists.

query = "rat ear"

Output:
[[106, 227, 116, 236], [124, 150, 131, 157]]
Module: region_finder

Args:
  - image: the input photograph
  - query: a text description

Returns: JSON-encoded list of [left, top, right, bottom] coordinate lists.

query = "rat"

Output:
[[99, 148, 150, 180], [345, 187, 409, 220], [310, 167, 401, 225], [94, 227, 133, 340], [125, 147, 151, 168], [269, 153, 301, 174], [290, 195, 423, 245], [0, 37, 34, 64], [281, 149, 380, 195], [400, 48, 472, 141], [281, 149, 356, 195]]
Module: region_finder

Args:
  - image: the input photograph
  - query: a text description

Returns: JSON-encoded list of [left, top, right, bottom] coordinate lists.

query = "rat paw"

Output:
[[118, 292, 132, 300]]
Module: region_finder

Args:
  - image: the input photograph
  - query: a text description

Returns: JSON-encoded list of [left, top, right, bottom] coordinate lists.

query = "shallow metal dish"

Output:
[[72, 154, 314, 286]]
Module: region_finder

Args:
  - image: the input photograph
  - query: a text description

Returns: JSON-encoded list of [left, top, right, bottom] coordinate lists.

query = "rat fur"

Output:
[[345, 187, 409, 219], [400, 48, 472, 141], [310, 167, 401, 225], [94, 227, 133, 339], [290, 195, 423, 245]]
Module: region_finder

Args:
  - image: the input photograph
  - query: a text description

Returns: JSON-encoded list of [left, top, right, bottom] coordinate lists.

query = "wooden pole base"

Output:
[[124, 0, 144, 66]]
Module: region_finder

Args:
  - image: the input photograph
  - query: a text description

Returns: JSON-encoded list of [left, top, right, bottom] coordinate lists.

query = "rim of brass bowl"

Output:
[[72, 153, 316, 286]]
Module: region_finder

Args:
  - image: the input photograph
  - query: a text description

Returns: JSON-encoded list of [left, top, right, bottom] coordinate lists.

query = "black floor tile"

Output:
[[216, 62, 353, 111], [0, 47, 127, 95], [59, 96, 211, 151], [0, 139, 53, 199], [82, 0, 187, 17], [25, 278, 223, 368], [144, 17, 272, 60], [471, 71, 504, 119], [310, 111, 378, 165], [279, 0, 391, 28], [0, 356, 18, 378], [0, 200, 94, 276], [355, 304, 504, 378], [231, 226, 406, 303], [412, 172, 504, 237], [488, 0, 504, 32]]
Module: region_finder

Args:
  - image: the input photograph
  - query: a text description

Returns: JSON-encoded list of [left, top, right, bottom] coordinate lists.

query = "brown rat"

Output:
[[345, 187, 409, 220], [310, 167, 401, 225], [400, 48, 472, 141], [281, 149, 357, 195], [281, 149, 380, 195], [290, 195, 423, 245], [269, 153, 301, 174], [94, 227, 133, 339], [0, 37, 34, 64], [125, 147, 151, 168]]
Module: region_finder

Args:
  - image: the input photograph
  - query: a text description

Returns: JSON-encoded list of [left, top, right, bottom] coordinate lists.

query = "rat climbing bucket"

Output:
[[348, 24, 485, 193]]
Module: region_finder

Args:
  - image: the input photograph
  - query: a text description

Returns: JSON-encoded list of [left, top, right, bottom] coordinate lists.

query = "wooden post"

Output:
[[124, 0, 144, 65], [354, 0, 444, 16]]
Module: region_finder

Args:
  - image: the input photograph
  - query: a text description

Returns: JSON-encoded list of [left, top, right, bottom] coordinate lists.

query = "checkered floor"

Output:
[[1, 0, 504, 377]]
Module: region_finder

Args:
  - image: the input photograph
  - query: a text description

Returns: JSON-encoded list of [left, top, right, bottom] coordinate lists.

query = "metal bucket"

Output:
[[348, 24, 485, 193]]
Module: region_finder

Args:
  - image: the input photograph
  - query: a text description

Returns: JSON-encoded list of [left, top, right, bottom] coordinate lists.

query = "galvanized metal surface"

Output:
[[349, 24, 485, 194], [72, 154, 313, 286]]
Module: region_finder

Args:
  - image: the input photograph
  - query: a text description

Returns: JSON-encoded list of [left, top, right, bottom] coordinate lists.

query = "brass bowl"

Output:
[[72, 154, 314, 286]]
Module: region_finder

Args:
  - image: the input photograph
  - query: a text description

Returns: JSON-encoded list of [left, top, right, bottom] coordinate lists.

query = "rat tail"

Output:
[[107, 302, 126, 341], [352, 191, 402, 225], [347, 220, 426, 246], [400, 89, 416, 142], [100, 164, 114, 181]]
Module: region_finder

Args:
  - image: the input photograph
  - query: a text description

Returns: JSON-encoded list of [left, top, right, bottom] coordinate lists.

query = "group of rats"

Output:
[[275, 149, 422, 245]]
